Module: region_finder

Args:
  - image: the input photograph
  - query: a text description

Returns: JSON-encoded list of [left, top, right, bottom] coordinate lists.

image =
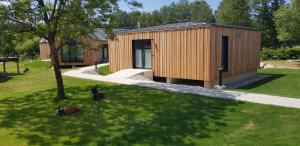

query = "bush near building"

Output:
[[261, 47, 300, 60]]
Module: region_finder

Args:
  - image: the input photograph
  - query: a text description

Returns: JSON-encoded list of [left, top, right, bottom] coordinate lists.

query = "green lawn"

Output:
[[0, 61, 300, 145], [237, 69, 300, 98], [98, 65, 110, 76]]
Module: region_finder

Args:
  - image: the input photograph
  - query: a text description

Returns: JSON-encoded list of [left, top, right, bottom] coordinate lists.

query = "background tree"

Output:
[[112, 10, 133, 28], [0, 7, 16, 57], [190, 0, 215, 23], [15, 33, 40, 59], [0, 26, 39, 58], [0, 0, 141, 99], [274, 0, 300, 46], [172, 0, 191, 21], [251, 0, 285, 48], [216, 0, 252, 26], [112, 0, 216, 28], [292, 0, 300, 9], [0, 32, 16, 57], [150, 10, 163, 26]]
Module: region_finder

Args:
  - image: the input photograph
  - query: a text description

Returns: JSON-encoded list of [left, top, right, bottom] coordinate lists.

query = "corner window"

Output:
[[62, 40, 84, 62]]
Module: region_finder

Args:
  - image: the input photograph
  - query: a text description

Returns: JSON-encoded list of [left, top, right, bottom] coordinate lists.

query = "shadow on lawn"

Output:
[[0, 85, 242, 145], [237, 73, 285, 90], [0, 76, 12, 83], [0, 73, 24, 84]]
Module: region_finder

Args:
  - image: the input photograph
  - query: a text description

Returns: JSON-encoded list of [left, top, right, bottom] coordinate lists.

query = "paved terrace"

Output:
[[63, 64, 300, 109]]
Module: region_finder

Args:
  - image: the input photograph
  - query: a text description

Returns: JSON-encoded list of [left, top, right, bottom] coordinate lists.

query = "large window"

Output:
[[221, 36, 229, 72], [133, 39, 152, 69], [62, 40, 84, 62]]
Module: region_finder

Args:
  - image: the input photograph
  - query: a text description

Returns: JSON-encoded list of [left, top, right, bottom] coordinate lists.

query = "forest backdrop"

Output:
[[0, 0, 300, 58]]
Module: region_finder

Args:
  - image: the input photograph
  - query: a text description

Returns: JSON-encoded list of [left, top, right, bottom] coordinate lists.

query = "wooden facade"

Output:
[[108, 23, 261, 87], [39, 36, 107, 66], [39, 42, 51, 60]]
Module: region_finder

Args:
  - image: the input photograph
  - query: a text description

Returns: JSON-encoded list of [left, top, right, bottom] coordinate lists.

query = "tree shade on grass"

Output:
[[236, 69, 300, 98], [98, 65, 110, 76], [0, 61, 299, 145]]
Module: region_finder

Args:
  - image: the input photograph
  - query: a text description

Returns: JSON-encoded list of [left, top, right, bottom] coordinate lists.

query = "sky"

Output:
[[0, 1, 10, 6], [119, 0, 224, 12], [119, 0, 291, 12]]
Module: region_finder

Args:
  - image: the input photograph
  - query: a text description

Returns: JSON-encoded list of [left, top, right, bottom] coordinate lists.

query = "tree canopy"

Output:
[[191, 0, 216, 23], [216, 0, 252, 27], [112, 0, 215, 28], [252, 0, 285, 48], [274, 0, 300, 46], [0, 0, 140, 99]]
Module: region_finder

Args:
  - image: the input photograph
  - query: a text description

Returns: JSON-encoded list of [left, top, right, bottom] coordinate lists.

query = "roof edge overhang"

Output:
[[114, 23, 259, 35]]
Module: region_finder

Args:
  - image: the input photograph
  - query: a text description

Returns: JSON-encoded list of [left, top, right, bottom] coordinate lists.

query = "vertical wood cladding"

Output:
[[210, 26, 261, 81], [109, 27, 212, 81], [39, 43, 51, 60], [108, 26, 261, 82]]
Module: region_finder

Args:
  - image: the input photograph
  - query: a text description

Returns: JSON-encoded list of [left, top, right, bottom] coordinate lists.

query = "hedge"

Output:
[[261, 47, 300, 60]]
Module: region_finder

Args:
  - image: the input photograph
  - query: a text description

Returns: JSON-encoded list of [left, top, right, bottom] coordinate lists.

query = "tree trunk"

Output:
[[48, 38, 66, 100]]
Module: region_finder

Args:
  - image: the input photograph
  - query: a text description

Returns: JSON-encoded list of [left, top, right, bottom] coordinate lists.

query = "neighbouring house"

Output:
[[108, 22, 261, 88], [39, 38, 51, 60], [39, 29, 109, 66]]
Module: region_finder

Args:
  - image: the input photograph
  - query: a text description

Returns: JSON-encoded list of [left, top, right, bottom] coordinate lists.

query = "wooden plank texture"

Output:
[[109, 26, 260, 82], [40, 36, 106, 66]]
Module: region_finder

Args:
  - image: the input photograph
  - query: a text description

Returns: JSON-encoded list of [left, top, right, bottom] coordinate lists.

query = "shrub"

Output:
[[287, 48, 300, 59], [261, 47, 300, 60]]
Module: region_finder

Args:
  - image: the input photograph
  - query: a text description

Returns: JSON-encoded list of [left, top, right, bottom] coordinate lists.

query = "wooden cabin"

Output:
[[39, 29, 109, 66], [39, 38, 51, 60], [108, 22, 261, 88]]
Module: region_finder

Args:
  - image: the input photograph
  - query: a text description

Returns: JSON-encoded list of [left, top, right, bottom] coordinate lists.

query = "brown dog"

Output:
[[57, 105, 81, 116]]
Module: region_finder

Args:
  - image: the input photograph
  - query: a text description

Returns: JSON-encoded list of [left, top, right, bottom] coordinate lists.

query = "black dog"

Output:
[[23, 67, 30, 73], [91, 86, 105, 101]]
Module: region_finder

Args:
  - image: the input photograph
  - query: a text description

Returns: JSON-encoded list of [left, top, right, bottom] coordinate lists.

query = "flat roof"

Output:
[[114, 21, 259, 34]]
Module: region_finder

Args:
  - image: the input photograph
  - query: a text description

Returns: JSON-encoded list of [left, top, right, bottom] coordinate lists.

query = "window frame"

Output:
[[221, 36, 229, 72], [61, 40, 85, 63], [132, 39, 152, 69]]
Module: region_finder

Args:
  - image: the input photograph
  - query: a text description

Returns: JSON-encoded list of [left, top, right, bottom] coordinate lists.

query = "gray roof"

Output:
[[39, 29, 108, 43], [114, 21, 259, 34], [88, 29, 107, 41], [39, 38, 48, 43], [39, 29, 108, 44]]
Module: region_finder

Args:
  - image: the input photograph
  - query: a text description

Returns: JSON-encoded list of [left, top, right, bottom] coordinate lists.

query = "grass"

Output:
[[236, 69, 300, 98], [0, 61, 300, 145], [98, 65, 110, 76]]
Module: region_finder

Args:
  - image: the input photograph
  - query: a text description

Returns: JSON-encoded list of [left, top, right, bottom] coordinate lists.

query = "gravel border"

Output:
[[82, 69, 99, 75], [129, 74, 152, 81]]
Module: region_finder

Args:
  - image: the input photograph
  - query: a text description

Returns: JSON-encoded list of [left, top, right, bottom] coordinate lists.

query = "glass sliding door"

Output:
[[144, 49, 152, 68], [133, 39, 152, 69], [62, 40, 84, 62], [135, 49, 143, 68]]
